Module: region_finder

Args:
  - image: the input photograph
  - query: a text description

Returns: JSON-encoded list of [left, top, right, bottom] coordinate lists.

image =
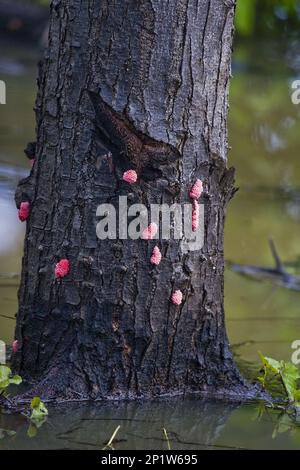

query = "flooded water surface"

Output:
[[0, 36, 300, 449], [1, 398, 300, 450]]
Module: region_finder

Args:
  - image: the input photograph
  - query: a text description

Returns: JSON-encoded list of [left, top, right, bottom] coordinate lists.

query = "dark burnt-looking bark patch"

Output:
[[12, 0, 260, 402], [89, 92, 180, 178]]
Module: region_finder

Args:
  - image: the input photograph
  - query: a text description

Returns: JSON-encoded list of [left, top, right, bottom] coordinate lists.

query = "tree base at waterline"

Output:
[[8, 358, 268, 405]]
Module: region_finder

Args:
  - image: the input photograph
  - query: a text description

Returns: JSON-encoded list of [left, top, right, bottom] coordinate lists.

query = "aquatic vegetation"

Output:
[[0, 369, 47, 434], [258, 353, 300, 404], [0, 393, 48, 441], [29, 396, 48, 421], [0, 365, 22, 396]]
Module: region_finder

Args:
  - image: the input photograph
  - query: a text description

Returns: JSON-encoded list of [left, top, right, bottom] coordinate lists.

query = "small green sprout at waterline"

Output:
[[28, 397, 48, 438], [30, 396, 48, 421], [0, 365, 22, 396]]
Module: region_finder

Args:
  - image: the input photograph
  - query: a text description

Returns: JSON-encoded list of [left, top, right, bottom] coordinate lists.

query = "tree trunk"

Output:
[[13, 0, 256, 401]]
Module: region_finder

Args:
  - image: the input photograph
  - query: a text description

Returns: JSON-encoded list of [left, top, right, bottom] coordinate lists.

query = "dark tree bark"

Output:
[[13, 0, 258, 401]]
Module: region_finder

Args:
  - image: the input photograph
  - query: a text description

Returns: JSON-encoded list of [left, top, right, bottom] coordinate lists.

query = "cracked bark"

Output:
[[13, 0, 259, 401]]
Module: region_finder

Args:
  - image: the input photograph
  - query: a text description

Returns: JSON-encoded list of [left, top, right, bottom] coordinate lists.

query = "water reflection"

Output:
[[1, 398, 300, 450], [0, 398, 245, 450]]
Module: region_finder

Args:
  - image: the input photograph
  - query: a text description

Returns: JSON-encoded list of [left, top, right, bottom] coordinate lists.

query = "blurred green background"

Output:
[[236, 0, 300, 37], [23, 0, 300, 35], [2, 0, 300, 39]]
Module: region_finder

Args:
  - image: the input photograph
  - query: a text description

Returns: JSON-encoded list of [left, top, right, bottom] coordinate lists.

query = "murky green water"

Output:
[[226, 38, 300, 365], [0, 36, 300, 449], [2, 398, 300, 450]]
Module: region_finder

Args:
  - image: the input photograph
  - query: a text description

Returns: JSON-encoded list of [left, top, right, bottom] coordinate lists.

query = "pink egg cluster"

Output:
[[55, 259, 70, 278], [16, 155, 204, 311], [189, 179, 203, 200], [192, 200, 199, 232], [122, 169, 138, 184], [142, 222, 158, 240], [150, 246, 162, 265], [18, 201, 30, 222], [12, 340, 19, 354], [171, 289, 183, 305]]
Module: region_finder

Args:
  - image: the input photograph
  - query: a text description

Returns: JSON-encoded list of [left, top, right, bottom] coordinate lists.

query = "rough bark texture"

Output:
[[13, 0, 257, 401]]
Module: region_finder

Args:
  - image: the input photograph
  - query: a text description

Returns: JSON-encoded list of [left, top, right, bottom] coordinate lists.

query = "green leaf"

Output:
[[0, 379, 10, 390], [30, 396, 41, 410], [293, 390, 300, 402], [9, 375, 22, 386], [30, 397, 48, 421], [258, 353, 300, 403], [0, 366, 10, 388], [259, 353, 281, 374], [0, 366, 22, 391], [280, 362, 300, 402]]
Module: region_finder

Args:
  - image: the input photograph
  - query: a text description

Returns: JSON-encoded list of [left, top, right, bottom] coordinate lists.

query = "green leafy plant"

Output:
[[0, 365, 22, 396], [30, 396, 48, 421], [258, 353, 300, 404]]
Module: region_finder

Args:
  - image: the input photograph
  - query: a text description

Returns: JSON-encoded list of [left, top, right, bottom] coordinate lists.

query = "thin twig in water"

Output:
[[0, 314, 15, 320], [0, 273, 20, 279], [102, 425, 121, 450], [0, 392, 29, 419], [163, 427, 171, 450]]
